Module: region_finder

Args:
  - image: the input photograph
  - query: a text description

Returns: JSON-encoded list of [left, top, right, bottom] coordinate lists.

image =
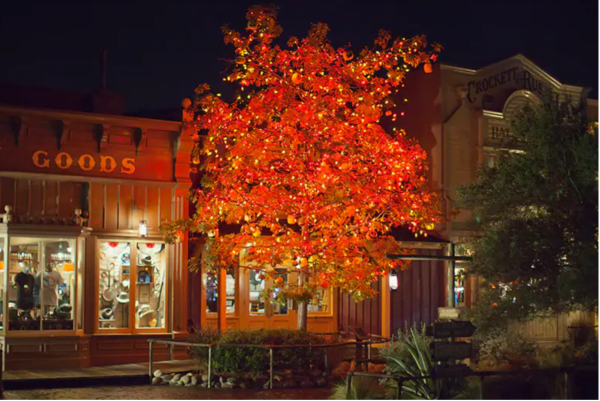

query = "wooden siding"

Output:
[[337, 279, 382, 336], [390, 249, 446, 334]]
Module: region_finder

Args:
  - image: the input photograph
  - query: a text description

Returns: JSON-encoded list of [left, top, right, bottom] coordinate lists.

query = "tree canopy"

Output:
[[457, 98, 598, 329], [162, 6, 442, 327]]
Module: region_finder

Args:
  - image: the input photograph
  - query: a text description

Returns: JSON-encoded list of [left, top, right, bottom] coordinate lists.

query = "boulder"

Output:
[[191, 376, 198, 386], [201, 374, 209, 382], [172, 374, 182, 382], [161, 374, 173, 382], [153, 370, 163, 378], [151, 377, 162, 385], [186, 372, 194, 376], [180, 376, 191, 385], [226, 377, 237, 384]]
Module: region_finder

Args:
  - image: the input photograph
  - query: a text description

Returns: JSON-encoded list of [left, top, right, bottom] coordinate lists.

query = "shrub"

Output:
[[189, 328, 328, 376], [187, 326, 222, 364], [330, 376, 386, 400], [477, 331, 538, 371], [380, 323, 471, 400]]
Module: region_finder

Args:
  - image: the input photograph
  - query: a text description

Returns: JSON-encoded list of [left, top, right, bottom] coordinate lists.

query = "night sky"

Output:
[[1, 0, 597, 113]]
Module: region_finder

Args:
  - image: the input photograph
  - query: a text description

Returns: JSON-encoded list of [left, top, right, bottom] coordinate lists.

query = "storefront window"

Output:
[[136, 243, 167, 329], [249, 270, 265, 315], [272, 268, 289, 315], [204, 269, 236, 314], [8, 237, 77, 331], [0, 236, 5, 330], [454, 265, 466, 307], [308, 284, 330, 313], [77, 238, 85, 331], [98, 241, 131, 329]]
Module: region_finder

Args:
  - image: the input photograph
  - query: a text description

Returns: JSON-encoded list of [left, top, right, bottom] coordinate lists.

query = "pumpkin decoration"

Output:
[[343, 50, 354, 61], [385, 110, 392, 116], [287, 215, 296, 224], [247, 20, 258, 30], [235, 56, 246, 65], [423, 63, 433, 74], [300, 258, 308, 268]]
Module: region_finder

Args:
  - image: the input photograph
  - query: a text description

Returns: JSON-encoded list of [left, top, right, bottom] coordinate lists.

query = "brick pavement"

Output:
[[3, 386, 331, 401]]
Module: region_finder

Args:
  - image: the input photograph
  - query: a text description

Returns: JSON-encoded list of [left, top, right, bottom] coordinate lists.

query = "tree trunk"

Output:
[[297, 270, 308, 331]]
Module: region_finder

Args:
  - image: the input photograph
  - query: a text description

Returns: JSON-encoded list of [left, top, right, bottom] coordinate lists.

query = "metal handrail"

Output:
[[148, 335, 392, 389]]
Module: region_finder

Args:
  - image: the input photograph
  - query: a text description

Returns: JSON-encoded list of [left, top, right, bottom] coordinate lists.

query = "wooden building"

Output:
[[0, 86, 194, 370]]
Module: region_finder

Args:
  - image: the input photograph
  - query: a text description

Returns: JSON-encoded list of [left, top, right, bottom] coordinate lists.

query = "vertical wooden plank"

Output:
[[89, 183, 105, 229], [58, 181, 75, 218], [45, 180, 58, 217], [132, 186, 146, 227], [421, 252, 431, 324], [15, 179, 29, 217], [375, 279, 381, 335], [30, 180, 43, 217], [146, 187, 159, 231], [159, 188, 172, 223], [402, 264, 412, 330], [119, 185, 132, 230], [105, 184, 119, 231]]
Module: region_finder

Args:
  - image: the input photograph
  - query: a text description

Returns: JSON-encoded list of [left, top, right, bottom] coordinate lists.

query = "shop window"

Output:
[[98, 241, 131, 329], [136, 243, 167, 329], [0, 236, 5, 330], [454, 265, 466, 306], [8, 237, 76, 331], [249, 270, 265, 315], [203, 270, 236, 314], [98, 240, 168, 332], [272, 268, 289, 315], [307, 277, 330, 313]]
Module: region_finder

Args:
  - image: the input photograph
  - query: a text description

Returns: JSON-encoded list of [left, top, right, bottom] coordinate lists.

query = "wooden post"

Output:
[[217, 267, 227, 332], [207, 346, 212, 388], [269, 348, 274, 390], [148, 340, 153, 383]]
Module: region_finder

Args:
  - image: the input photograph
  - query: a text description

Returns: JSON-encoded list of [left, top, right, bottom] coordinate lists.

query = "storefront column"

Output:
[[217, 268, 227, 332]]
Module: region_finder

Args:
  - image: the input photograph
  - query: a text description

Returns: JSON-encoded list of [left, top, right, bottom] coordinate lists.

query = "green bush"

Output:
[[330, 376, 386, 400], [189, 328, 328, 376], [477, 331, 538, 371], [380, 323, 473, 399]]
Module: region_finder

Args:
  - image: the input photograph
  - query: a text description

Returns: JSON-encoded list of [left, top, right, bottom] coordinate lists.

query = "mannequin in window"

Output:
[[36, 263, 64, 317], [14, 262, 35, 313]]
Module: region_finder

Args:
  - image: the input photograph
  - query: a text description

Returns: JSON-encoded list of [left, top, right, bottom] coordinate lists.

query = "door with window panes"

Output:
[[244, 266, 296, 329]]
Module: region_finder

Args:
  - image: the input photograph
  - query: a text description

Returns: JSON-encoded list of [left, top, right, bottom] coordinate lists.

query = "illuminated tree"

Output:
[[164, 6, 442, 330]]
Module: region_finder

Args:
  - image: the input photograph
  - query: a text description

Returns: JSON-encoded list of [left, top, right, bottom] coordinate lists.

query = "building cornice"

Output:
[[0, 105, 182, 131]]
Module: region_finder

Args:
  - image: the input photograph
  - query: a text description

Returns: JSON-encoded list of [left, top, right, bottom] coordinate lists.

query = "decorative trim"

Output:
[[8, 115, 26, 146]]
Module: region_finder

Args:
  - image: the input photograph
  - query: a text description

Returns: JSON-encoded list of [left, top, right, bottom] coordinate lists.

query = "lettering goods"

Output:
[[467, 67, 549, 103], [32, 150, 136, 175]]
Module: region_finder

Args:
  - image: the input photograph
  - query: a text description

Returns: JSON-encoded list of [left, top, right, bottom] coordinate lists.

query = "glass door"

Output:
[[245, 266, 295, 330], [98, 241, 132, 331]]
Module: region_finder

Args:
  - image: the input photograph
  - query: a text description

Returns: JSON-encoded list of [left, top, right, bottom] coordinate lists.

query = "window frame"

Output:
[[95, 238, 169, 334]]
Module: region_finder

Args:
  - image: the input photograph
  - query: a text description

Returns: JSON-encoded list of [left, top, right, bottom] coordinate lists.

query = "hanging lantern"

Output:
[[423, 63, 433, 74], [138, 221, 148, 238], [287, 215, 296, 224], [292, 72, 302, 84], [300, 258, 308, 268], [389, 269, 399, 291]]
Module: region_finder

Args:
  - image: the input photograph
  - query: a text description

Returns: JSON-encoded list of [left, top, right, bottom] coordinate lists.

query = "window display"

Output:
[[0, 237, 4, 330], [308, 278, 330, 313], [272, 268, 289, 315], [136, 242, 167, 329], [454, 266, 466, 306], [8, 237, 76, 331], [249, 270, 265, 315], [204, 269, 236, 314], [98, 241, 131, 329]]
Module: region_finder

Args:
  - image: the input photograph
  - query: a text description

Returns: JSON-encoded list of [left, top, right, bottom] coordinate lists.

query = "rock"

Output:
[[161, 374, 173, 382], [153, 370, 163, 378], [239, 382, 248, 389], [201, 374, 209, 382], [200, 382, 208, 388], [273, 374, 283, 382], [300, 379, 314, 388], [221, 382, 236, 389], [191, 376, 198, 386], [152, 377, 163, 385], [172, 374, 182, 382], [186, 372, 193, 376], [180, 376, 190, 385], [226, 377, 237, 384], [169, 380, 177, 386]]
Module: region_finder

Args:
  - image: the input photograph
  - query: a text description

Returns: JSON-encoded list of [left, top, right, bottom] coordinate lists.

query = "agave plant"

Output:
[[381, 323, 473, 400]]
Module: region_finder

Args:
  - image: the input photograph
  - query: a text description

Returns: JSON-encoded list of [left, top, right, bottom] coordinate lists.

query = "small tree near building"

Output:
[[457, 98, 598, 334], [162, 6, 442, 330]]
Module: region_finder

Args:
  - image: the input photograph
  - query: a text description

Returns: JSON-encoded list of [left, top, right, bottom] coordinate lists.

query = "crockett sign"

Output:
[[467, 67, 549, 103], [32, 150, 136, 175]]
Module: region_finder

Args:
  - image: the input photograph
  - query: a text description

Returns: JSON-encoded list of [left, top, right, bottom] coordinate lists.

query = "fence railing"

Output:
[[148, 333, 391, 389], [345, 358, 598, 400]]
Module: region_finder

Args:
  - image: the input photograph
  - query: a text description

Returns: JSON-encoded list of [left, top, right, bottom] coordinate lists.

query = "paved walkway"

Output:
[[3, 385, 332, 400], [4, 360, 198, 382]]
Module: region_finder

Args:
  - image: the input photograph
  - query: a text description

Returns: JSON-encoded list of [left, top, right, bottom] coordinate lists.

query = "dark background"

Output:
[[0, 0, 597, 113]]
